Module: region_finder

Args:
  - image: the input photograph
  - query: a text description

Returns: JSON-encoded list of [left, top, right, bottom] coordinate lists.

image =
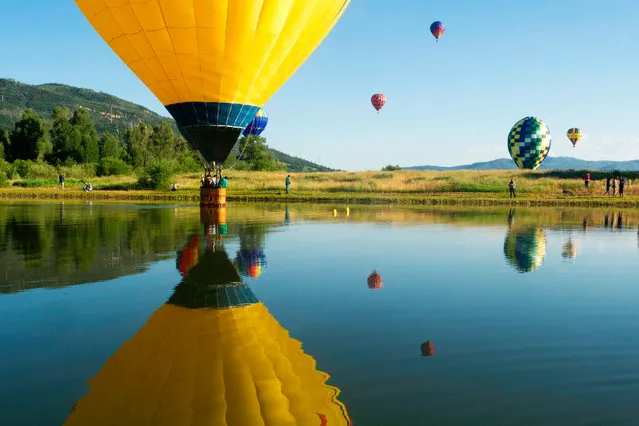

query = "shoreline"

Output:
[[1, 188, 638, 208]]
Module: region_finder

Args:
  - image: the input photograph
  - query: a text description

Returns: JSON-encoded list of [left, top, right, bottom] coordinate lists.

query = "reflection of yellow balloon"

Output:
[[75, 0, 350, 164], [64, 248, 350, 426]]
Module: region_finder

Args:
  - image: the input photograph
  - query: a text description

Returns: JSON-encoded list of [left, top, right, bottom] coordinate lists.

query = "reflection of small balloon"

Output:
[[367, 270, 383, 290], [562, 239, 577, 260], [234, 249, 267, 279], [421, 340, 435, 357]]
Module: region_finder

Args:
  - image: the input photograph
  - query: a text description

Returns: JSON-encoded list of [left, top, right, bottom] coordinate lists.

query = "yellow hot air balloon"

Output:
[[75, 0, 350, 165], [64, 238, 351, 426]]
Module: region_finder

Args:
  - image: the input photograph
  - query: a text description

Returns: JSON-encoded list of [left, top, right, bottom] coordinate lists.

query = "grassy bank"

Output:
[[1, 170, 638, 207]]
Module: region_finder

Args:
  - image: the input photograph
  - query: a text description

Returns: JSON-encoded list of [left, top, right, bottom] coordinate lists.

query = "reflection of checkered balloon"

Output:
[[507, 117, 552, 170]]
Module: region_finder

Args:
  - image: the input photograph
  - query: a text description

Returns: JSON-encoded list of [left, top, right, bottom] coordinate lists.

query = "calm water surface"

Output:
[[1, 202, 639, 426]]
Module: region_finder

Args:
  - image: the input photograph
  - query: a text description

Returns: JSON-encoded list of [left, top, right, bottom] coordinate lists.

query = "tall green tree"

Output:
[[100, 132, 119, 159], [9, 109, 52, 161], [150, 122, 177, 159], [237, 136, 285, 171], [125, 123, 153, 168], [0, 130, 8, 161], [70, 109, 100, 163], [50, 107, 74, 163]]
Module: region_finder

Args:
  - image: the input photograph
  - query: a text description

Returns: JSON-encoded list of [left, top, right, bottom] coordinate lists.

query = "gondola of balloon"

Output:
[[74, 0, 351, 169]]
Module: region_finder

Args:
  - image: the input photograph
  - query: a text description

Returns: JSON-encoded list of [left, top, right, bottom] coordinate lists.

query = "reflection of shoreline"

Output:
[[64, 224, 351, 426], [2, 203, 638, 294]]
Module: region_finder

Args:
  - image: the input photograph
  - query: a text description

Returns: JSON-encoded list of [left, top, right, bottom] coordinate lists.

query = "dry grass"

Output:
[[1, 170, 638, 207], [171, 170, 639, 196]]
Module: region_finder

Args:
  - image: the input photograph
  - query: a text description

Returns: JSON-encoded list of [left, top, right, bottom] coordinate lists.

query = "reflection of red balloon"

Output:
[[367, 270, 383, 289], [421, 340, 435, 357], [176, 235, 201, 277]]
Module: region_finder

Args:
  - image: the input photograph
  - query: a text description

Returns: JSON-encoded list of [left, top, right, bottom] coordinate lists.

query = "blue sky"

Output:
[[2, 0, 639, 171]]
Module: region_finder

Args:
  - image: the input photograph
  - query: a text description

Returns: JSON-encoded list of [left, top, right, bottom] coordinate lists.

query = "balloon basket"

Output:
[[200, 187, 227, 208]]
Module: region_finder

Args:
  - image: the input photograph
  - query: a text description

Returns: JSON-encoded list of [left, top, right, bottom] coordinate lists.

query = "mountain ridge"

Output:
[[405, 156, 639, 172]]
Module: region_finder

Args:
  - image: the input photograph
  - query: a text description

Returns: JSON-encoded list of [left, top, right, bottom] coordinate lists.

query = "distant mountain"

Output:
[[405, 157, 639, 172], [0, 78, 334, 172]]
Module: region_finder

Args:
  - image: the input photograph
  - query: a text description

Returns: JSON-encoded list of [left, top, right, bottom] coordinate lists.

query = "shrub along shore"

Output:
[[1, 169, 639, 208]]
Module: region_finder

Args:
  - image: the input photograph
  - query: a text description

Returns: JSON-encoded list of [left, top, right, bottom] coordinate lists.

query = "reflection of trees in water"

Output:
[[0, 204, 200, 293], [236, 222, 268, 251], [503, 225, 547, 273]]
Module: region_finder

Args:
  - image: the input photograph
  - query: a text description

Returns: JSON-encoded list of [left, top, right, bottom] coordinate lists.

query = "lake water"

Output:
[[1, 201, 639, 426]]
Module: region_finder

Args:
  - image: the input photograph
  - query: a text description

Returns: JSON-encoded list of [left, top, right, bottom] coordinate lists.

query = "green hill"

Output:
[[0, 78, 334, 172]]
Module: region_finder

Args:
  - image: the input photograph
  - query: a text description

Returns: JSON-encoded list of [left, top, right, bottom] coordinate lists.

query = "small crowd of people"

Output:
[[508, 172, 631, 199], [601, 175, 629, 197], [583, 172, 630, 197], [201, 169, 228, 189]]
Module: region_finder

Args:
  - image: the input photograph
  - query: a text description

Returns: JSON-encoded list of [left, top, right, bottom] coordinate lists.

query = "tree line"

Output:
[[0, 107, 285, 188]]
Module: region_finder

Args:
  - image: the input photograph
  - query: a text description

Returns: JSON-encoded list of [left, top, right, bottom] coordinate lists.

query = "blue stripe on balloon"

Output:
[[165, 102, 260, 130]]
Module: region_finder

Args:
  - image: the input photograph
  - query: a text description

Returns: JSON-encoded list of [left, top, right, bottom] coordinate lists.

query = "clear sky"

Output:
[[2, 0, 639, 171]]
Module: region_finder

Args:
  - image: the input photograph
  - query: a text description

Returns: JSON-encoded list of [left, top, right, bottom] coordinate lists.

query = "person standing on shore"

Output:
[[285, 175, 291, 194], [59, 173, 65, 189], [619, 176, 626, 198], [508, 178, 516, 198], [584, 172, 591, 189], [603, 177, 611, 196], [612, 177, 617, 196]]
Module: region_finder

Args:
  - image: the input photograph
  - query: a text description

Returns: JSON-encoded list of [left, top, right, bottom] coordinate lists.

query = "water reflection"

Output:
[[63, 211, 350, 426], [503, 225, 547, 273], [0, 203, 197, 293], [561, 237, 577, 261], [233, 217, 268, 280], [367, 270, 383, 290]]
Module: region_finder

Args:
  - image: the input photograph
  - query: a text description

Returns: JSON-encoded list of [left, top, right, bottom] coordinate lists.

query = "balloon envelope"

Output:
[[75, 0, 351, 164], [371, 94, 386, 112], [507, 117, 552, 170], [566, 128, 583, 147], [430, 21, 445, 40], [243, 108, 269, 137]]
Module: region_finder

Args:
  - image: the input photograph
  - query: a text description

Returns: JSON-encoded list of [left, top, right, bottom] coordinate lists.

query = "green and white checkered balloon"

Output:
[[507, 117, 552, 170]]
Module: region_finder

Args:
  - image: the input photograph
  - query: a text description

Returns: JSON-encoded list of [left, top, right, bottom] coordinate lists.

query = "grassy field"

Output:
[[1, 170, 638, 207]]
